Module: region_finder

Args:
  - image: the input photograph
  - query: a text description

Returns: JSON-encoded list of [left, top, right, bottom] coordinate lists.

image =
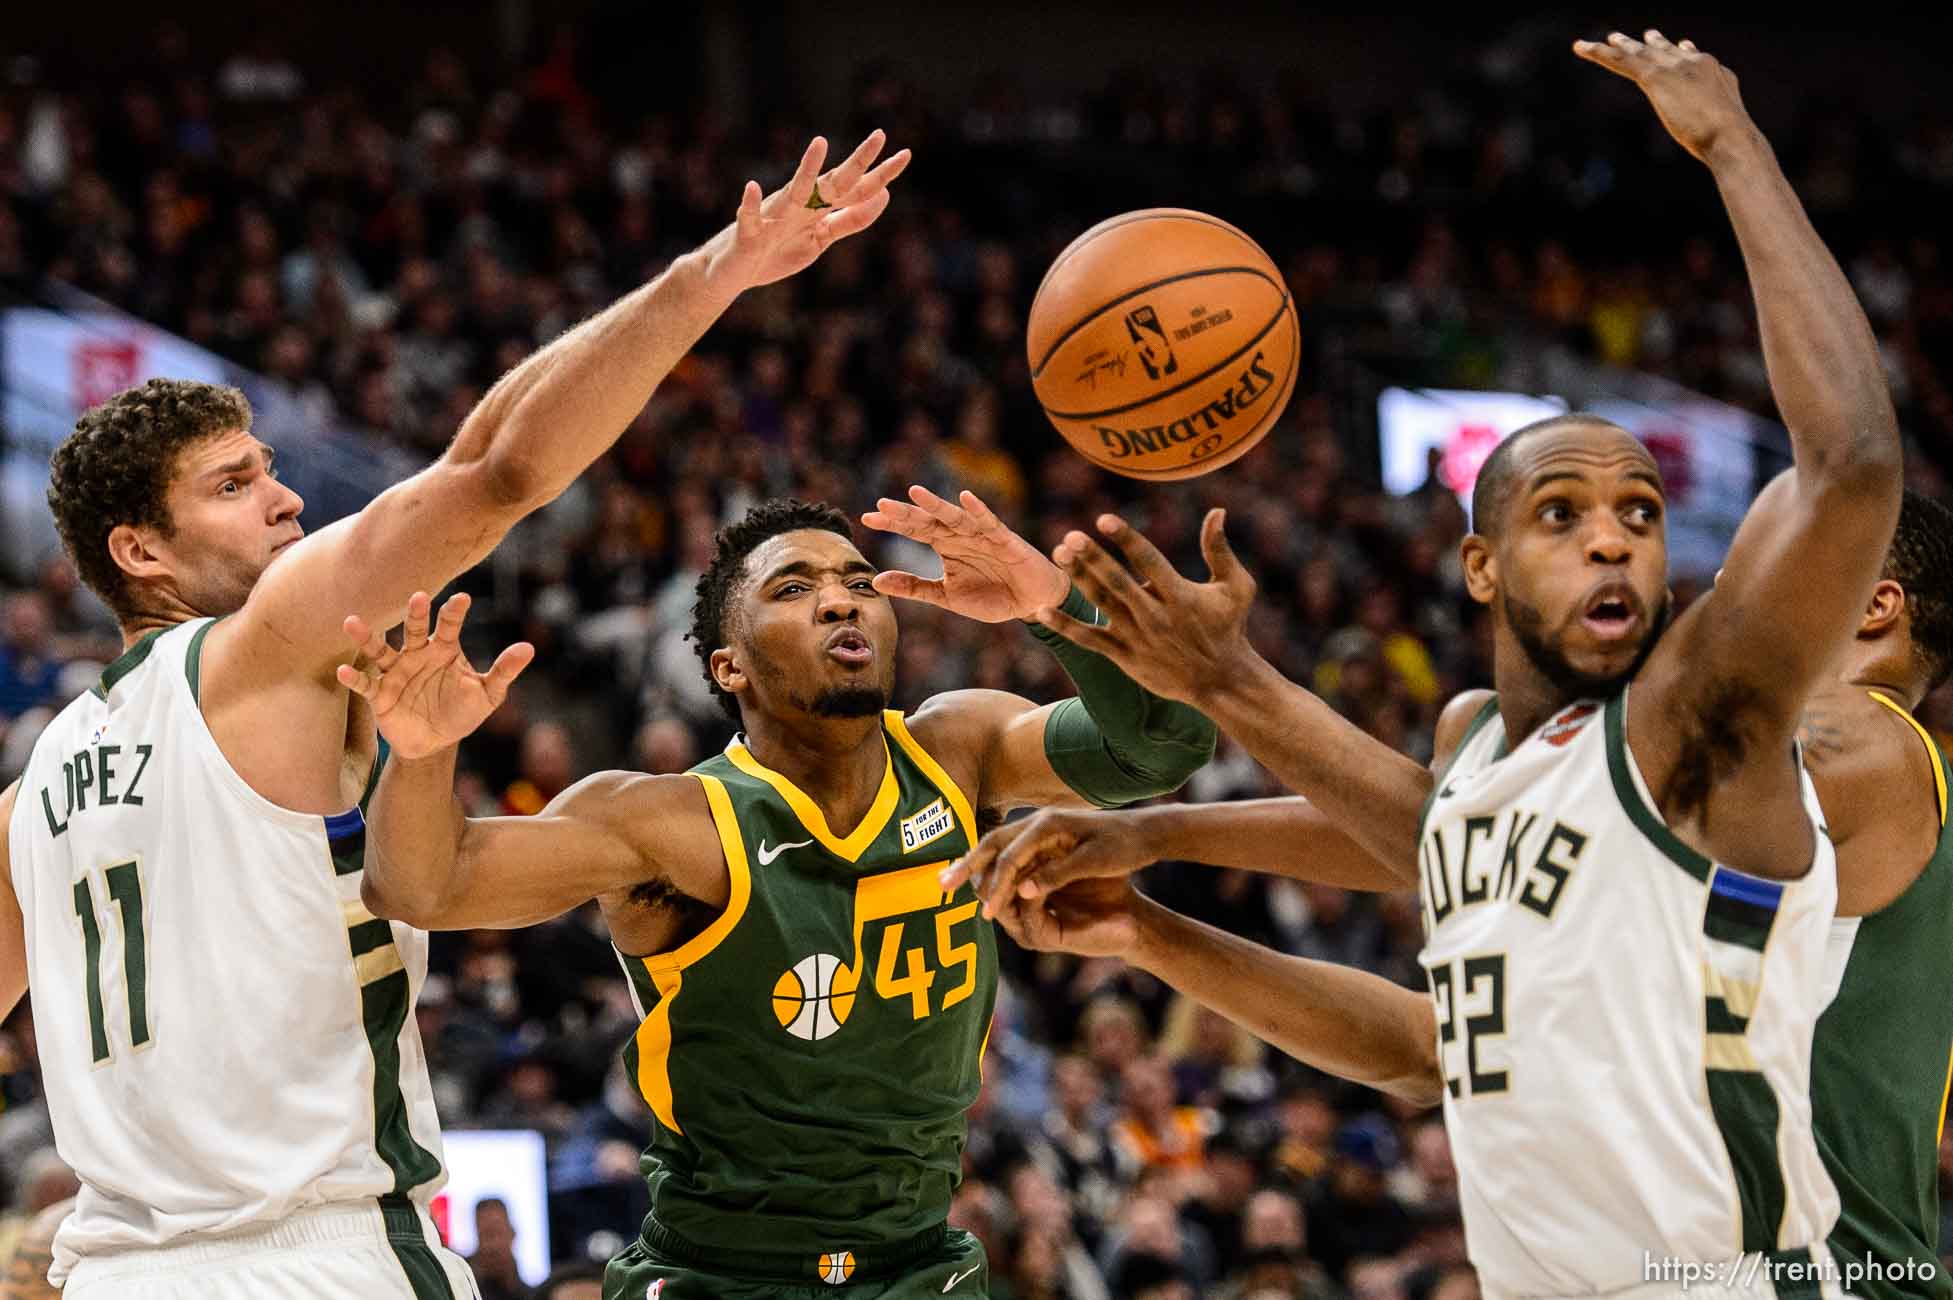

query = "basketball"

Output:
[[1027, 208, 1298, 480], [818, 1252, 857, 1285]]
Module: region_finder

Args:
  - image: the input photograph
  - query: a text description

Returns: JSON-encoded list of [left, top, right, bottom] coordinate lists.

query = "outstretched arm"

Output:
[[222, 133, 910, 688], [1580, 35, 1901, 823], [0, 784, 26, 1027], [340, 594, 721, 928], [944, 691, 1495, 912], [996, 875, 1441, 1106]]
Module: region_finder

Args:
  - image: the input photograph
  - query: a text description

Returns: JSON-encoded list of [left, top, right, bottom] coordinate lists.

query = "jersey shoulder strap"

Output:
[[1867, 689, 1947, 826]]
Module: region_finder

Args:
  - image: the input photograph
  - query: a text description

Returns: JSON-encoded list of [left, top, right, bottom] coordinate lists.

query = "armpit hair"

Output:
[[621, 876, 713, 951], [1658, 677, 1765, 827]]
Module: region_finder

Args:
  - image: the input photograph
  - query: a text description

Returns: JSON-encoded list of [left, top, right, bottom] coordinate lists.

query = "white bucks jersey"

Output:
[[1421, 689, 1838, 1297], [8, 619, 445, 1282]]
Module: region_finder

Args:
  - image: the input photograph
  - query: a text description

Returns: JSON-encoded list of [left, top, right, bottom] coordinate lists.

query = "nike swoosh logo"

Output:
[[943, 1265, 981, 1293], [757, 838, 814, 866]]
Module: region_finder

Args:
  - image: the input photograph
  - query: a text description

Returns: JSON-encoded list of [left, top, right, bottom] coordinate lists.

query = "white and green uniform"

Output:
[[1420, 689, 1839, 1298], [9, 618, 471, 1298]]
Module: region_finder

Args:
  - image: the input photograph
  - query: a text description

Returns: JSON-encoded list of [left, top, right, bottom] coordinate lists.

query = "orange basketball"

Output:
[[1027, 208, 1298, 480]]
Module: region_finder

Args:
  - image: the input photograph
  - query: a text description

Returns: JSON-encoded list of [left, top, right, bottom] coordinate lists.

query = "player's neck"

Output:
[[740, 711, 888, 823], [1841, 648, 1926, 712], [1489, 662, 1584, 748]]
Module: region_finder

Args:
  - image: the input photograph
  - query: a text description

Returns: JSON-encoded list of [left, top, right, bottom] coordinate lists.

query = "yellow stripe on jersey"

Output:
[[1705, 1034, 1761, 1072], [883, 710, 980, 845], [630, 774, 755, 1134], [1867, 689, 1947, 826], [724, 737, 900, 862]]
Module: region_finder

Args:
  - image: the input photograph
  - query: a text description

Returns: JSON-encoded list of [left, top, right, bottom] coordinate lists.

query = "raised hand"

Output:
[[940, 807, 1158, 921], [336, 592, 535, 761], [1573, 30, 1752, 165], [862, 485, 1069, 623], [1036, 507, 1257, 704], [701, 130, 911, 295]]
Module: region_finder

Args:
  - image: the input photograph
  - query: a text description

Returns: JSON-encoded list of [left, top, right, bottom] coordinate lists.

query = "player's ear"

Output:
[[710, 646, 747, 697], [1860, 578, 1907, 638], [107, 523, 171, 584], [1461, 534, 1497, 606]]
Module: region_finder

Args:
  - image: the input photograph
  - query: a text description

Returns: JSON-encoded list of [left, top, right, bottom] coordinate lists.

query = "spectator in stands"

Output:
[[0, 593, 65, 722], [501, 719, 575, 815], [467, 1197, 531, 1300]]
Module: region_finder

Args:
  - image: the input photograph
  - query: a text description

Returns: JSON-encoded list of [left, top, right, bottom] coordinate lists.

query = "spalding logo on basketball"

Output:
[[771, 953, 859, 1042], [818, 1250, 857, 1285], [1028, 208, 1299, 481]]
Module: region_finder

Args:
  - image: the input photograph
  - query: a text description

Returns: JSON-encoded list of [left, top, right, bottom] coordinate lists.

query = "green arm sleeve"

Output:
[[1027, 586, 1218, 807]]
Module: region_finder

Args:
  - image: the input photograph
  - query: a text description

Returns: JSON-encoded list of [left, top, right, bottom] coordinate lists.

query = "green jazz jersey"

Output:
[[1810, 691, 1953, 1296], [616, 710, 998, 1268]]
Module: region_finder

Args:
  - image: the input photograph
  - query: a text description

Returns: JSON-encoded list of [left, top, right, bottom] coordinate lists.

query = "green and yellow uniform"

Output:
[[604, 711, 996, 1299], [1810, 691, 1953, 1297]]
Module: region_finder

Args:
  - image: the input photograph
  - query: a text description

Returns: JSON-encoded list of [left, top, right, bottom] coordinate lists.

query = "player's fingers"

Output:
[[1057, 532, 1145, 620], [1095, 514, 1178, 591], [824, 128, 886, 197], [735, 180, 764, 241], [819, 187, 892, 243], [871, 571, 950, 607], [348, 615, 399, 672], [483, 642, 537, 700], [1679, 38, 1699, 53], [1030, 601, 1124, 660], [781, 135, 829, 212], [950, 819, 1027, 910], [861, 498, 944, 544], [992, 823, 1081, 904], [850, 148, 912, 201], [907, 483, 971, 532], [1200, 508, 1253, 594], [432, 592, 472, 645], [334, 662, 380, 699], [400, 591, 433, 648]]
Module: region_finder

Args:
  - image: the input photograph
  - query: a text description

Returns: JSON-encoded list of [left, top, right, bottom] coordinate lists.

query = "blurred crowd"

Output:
[[2, 21, 1953, 1297]]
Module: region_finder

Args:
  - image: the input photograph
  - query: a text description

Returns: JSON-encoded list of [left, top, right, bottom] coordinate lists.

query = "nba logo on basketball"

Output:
[[1124, 304, 1178, 380]]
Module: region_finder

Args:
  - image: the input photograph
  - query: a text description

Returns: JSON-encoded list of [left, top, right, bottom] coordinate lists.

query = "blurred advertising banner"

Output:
[[0, 298, 400, 580], [1, 308, 232, 577], [1377, 382, 1775, 581]]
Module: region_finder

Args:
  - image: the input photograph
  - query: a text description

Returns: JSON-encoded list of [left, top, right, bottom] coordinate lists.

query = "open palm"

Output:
[[861, 486, 1069, 624], [337, 592, 534, 761], [701, 130, 912, 295]]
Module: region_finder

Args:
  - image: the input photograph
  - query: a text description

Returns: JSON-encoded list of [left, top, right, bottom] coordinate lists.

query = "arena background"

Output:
[[0, 4, 1951, 1295]]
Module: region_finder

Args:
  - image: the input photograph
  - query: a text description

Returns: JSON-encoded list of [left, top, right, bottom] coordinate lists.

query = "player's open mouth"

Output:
[[1580, 585, 1640, 641], [826, 628, 874, 666]]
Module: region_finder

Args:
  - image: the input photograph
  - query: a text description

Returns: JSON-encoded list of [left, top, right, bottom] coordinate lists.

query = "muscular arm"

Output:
[[219, 247, 751, 689], [360, 751, 723, 930], [1579, 39, 1901, 868], [954, 691, 1492, 912], [0, 1199, 68, 1300], [1129, 896, 1440, 1105], [218, 135, 904, 691]]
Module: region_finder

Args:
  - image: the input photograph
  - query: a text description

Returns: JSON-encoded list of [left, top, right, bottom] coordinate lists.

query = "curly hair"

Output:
[[46, 378, 254, 621], [1884, 488, 1953, 692], [688, 498, 857, 722]]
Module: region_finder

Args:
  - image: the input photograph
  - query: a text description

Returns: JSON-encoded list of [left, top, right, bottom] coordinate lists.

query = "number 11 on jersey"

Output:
[[73, 859, 151, 1063]]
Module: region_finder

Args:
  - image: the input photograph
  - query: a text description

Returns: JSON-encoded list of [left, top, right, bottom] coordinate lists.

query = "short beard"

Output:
[[1503, 589, 1672, 700], [808, 684, 889, 718]]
